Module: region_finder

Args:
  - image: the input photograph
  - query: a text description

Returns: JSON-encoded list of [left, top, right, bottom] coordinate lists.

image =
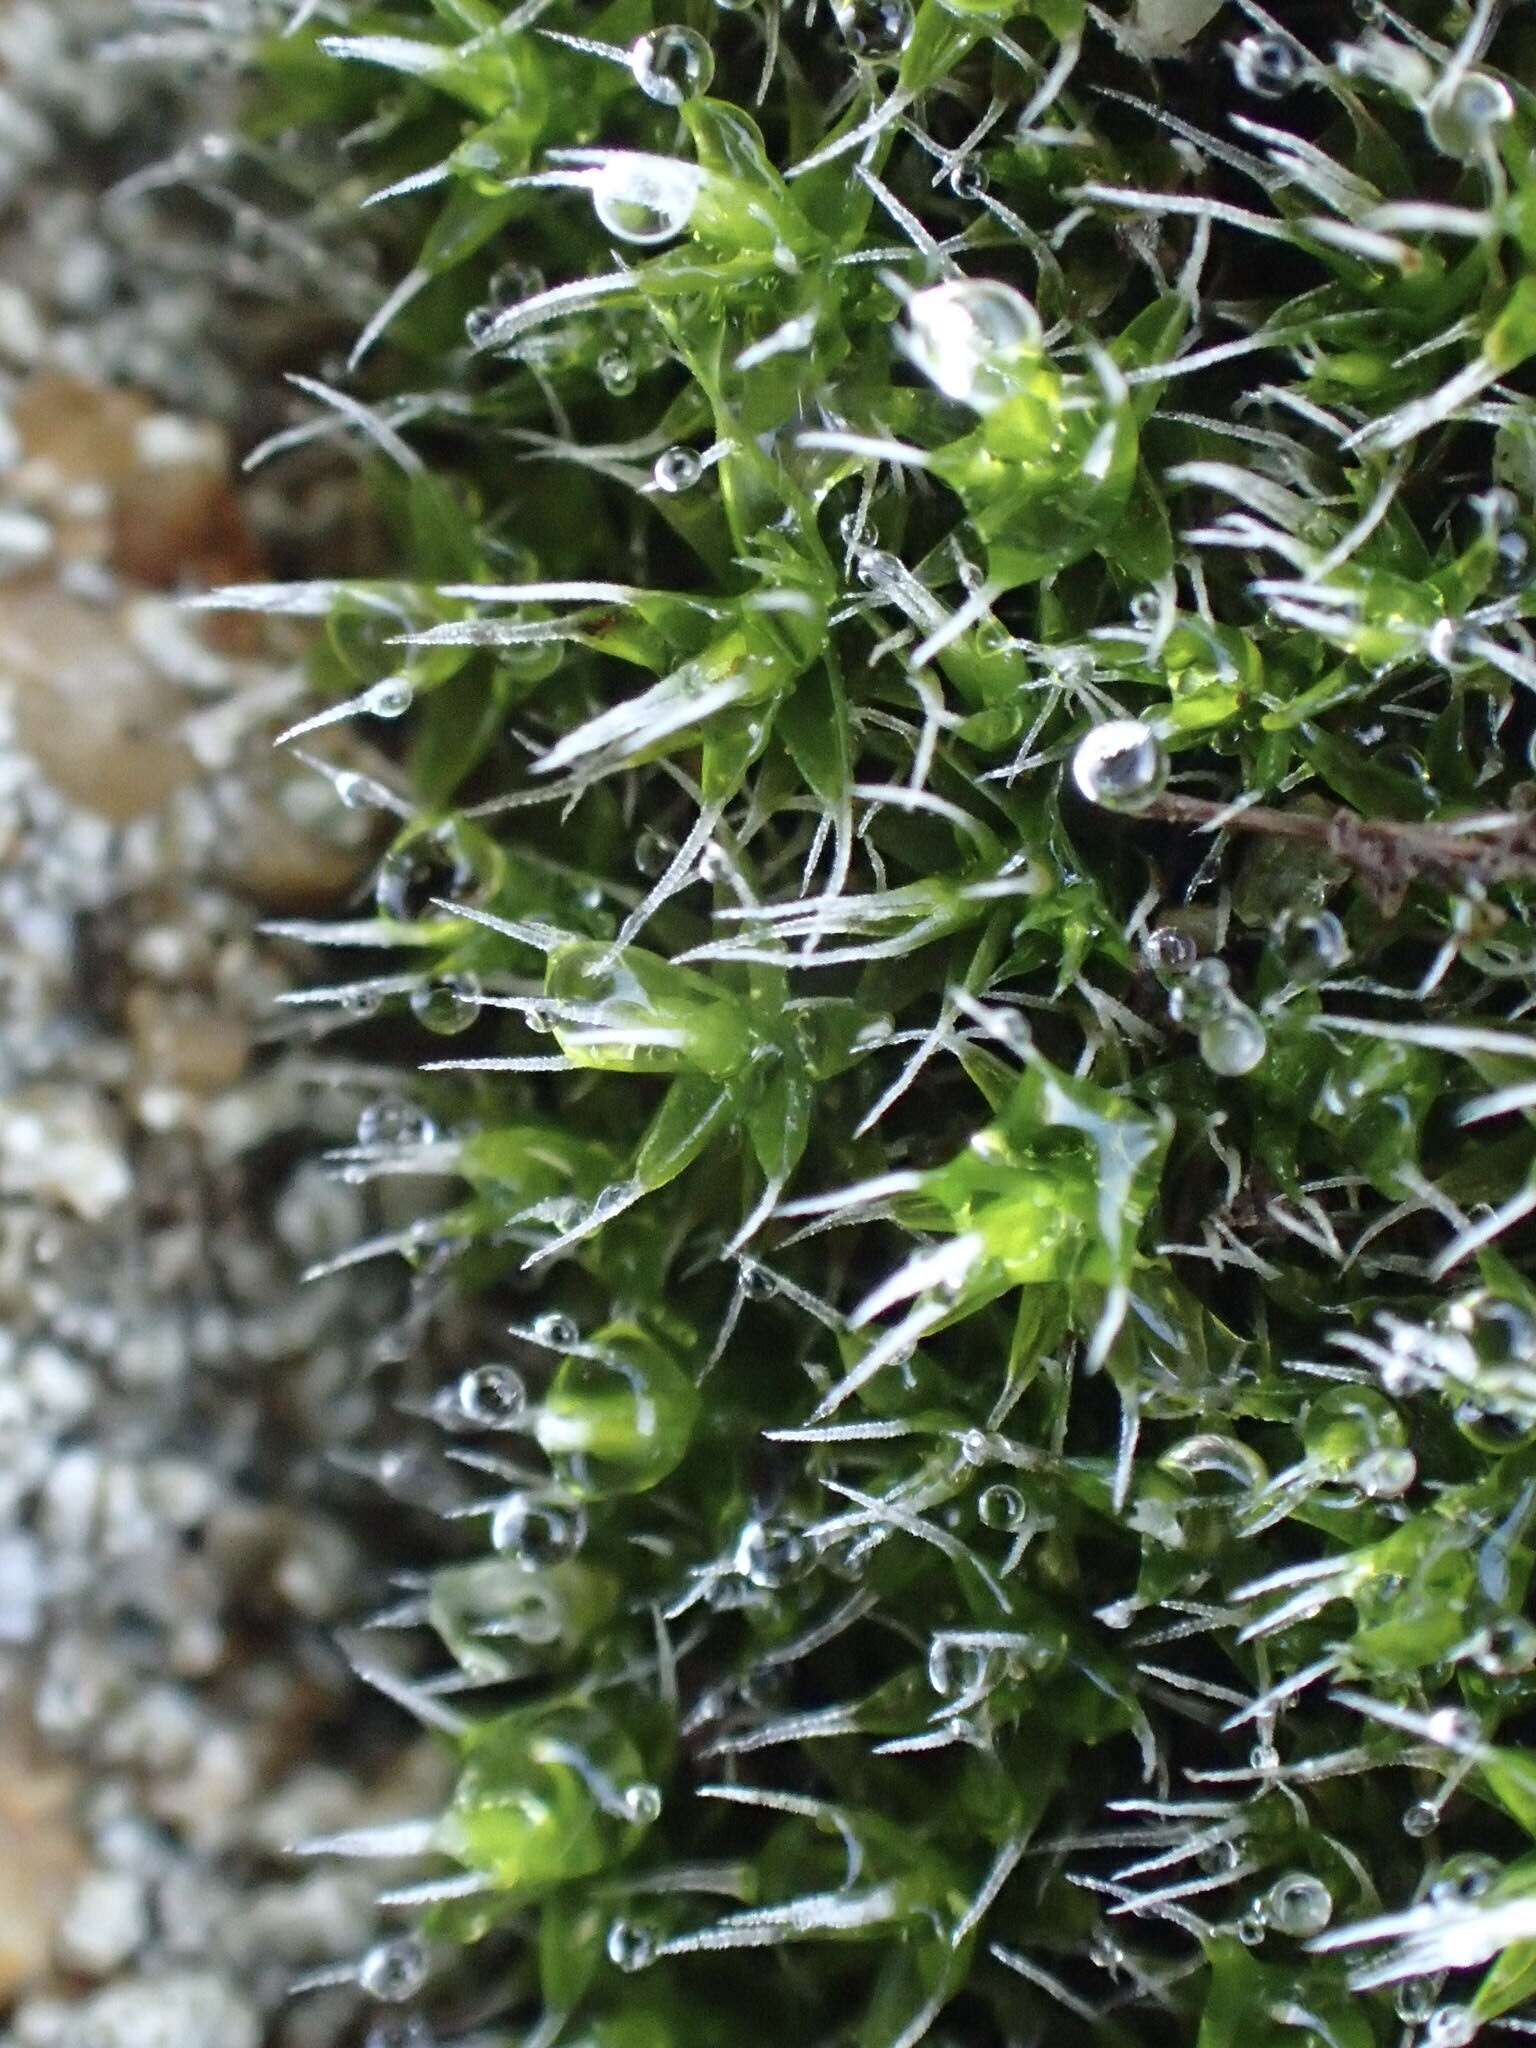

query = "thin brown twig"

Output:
[[1137, 792, 1536, 906]]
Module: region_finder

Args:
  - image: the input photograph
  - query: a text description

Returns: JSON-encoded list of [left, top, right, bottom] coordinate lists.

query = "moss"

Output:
[[223, 2, 1536, 2042]]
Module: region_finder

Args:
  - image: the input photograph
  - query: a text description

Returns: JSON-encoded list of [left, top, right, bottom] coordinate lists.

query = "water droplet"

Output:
[[1428, 618, 1477, 670], [465, 305, 501, 349], [949, 160, 987, 200], [833, 0, 913, 57], [1199, 1004, 1267, 1078], [1233, 34, 1304, 97], [607, 1920, 656, 1973], [630, 25, 714, 104], [1352, 1444, 1416, 1499], [365, 2019, 433, 2048], [359, 1937, 430, 2003], [457, 1364, 527, 1428], [356, 1097, 436, 1149], [654, 445, 703, 494], [1475, 1619, 1536, 1676], [1168, 962, 1232, 1032], [1424, 2005, 1477, 2048], [1160, 1433, 1267, 1496], [905, 278, 1042, 412], [1396, 1981, 1438, 2024], [927, 1637, 994, 1697], [410, 973, 482, 1036], [621, 1780, 663, 1825], [599, 347, 637, 396], [1427, 1707, 1479, 1748], [1279, 908, 1348, 981], [1446, 1290, 1536, 1368], [491, 1495, 587, 1567], [853, 1014, 895, 1051], [365, 676, 414, 719], [978, 1482, 1027, 1531], [1236, 1909, 1267, 1946], [591, 155, 701, 245], [532, 1311, 580, 1350], [1454, 1400, 1536, 1454], [1431, 1854, 1501, 1906], [1143, 926, 1197, 979], [1427, 72, 1513, 158], [535, 1323, 697, 1497], [1402, 1799, 1439, 1838], [740, 1264, 777, 1300], [855, 546, 904, 591], [1264, 1872, 1332, 1938], [1071, 720, 1168, 813], [734, 1520, 812, 1588], [1497, 529, 1530, 590]]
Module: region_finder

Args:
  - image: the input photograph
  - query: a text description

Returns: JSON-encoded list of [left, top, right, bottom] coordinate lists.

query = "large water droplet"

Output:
[[607, 1920, 656, 1973], [833, 0, 913, 56], [491, 1495, 587, 1567], [359, 1937, 430, 2003], [1199, 1004, 1267, 1077], [1264, 1872, 1332, 1938], [591, 156, 701, 245], [1278, 907, 1348, 981], [599, 348, 637, 396], [734, 1520, 812, 1588], [357, 1097, 436, 1148], [1143, 926, 1197, 979], [364, 676, 414, 719], [1426, 71, 1513, 159], [905, 279, 1042, 411], [630, 25, 714, 104], [653, 445, 702, 493], [978, 1482, 1027, 1531], [1070, 719, 1168, 813], [621, 1780, 663, 1825], [1445, 1289, 1536, 1368], [532, 1311, 580, 1350], [457, 1364, 527, 1429], [1424, 2005, 1477, 2048], [1233, 33, 1304, 97], [411, 973, 482, 1036], [1431, 1853, 1501, 1906], [1475, 1618, 1536, 1676], [1352, 1444, 1416, 1499]]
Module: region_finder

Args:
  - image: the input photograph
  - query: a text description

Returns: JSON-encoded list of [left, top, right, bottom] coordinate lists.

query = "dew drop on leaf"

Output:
[[411, 974, 482, 1035], [630, 26, 714, 105], [1070, 719, 1168, 813], [978, 1482, 1027, 1531], [1233, 34, 1303, 97], [491, 1495, 587, 1566], [607, 1919, 656, 1972], [1264, 1872, 1332, 1938], [364, 676, 414, 719], [1430, 1854, 1500, 1905], [905, 279, 1042, 412], [654, 445, 702, 494], [358, 1937, 430, 2003], [832, 0, 914, 57], [1199, 1005, 1266, 1078], [457, 1364, 527, 1428], [357, 1097, 436, 1148], [591, 156, 701, 245]]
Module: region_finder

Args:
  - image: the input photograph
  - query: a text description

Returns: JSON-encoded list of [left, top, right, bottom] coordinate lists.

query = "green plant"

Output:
[[209, 2, 1536, 2042]]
